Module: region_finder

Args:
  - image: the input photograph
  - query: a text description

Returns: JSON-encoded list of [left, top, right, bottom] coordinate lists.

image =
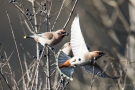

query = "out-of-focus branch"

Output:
[[0, 71, 11, 89], [6, 11, 24, 82], [49, 0, 73, 19], [51, 0, 66, 31], [0, 78, 4, 90], [3, 51, 19, 90], [129, 0, 135, 8], [103, 0, 131, 33], [63, 0, 78, 30]]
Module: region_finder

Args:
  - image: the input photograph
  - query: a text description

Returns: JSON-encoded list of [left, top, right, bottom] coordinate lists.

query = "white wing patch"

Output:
[[70, 15, 89, 56]]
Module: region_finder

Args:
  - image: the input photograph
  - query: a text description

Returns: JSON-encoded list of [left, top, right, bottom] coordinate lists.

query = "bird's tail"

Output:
[[24, 35, 33, 39], [24, 34, 39, 39], [56, 50, 74, 81]]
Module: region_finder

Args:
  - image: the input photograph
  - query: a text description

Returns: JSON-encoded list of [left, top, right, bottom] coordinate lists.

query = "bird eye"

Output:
[[78, 58, 81, 61]]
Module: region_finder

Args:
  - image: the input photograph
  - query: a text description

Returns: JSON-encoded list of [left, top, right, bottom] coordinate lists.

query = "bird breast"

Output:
[[37, 36, 62, 46], [38, 37, 52, 46], [70, 53, 90, 67]]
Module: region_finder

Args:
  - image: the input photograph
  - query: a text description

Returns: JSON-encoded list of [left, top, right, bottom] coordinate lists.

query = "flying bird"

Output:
[[56, 15, 119, 80], [24, 29, 68, 46]]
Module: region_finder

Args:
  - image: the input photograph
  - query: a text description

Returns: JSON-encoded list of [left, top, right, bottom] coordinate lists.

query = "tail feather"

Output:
[[24, 35, 34, 39], [60, 67, 74, 80], [24, 34, 40, 39], [56, 50, 74, 80]]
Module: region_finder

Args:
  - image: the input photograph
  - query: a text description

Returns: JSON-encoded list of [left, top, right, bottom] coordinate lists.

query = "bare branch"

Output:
[[63, 0, 78, 30], [6, 11, 24, 78], [51, 0, 66, 31]]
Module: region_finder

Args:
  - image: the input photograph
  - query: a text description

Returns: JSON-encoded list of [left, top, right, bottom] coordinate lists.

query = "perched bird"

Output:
[[56, 15, 119, 80], [24, 29, 68, 46]]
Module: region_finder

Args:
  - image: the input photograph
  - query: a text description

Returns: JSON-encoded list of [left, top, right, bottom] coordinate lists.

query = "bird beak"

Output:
[[99, 52, 106, 57], [61, 32, 69, 36], [94, 52, 106, 60], [64, 32, 69, 36], [101, 52, 106, 56]]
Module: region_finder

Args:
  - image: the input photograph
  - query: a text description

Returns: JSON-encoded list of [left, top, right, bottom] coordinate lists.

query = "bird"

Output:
[[61, 42, 73, 57], [61, 42, 90, 57], [56, 15, 119, 81], [24, 29, 69, 46]]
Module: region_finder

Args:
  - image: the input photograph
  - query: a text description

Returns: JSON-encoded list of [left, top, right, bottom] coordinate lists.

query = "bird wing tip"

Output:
[[111, 76, 120, 79]]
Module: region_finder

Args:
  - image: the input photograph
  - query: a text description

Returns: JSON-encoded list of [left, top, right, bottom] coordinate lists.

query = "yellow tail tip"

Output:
[[24, 36, 26, 39]]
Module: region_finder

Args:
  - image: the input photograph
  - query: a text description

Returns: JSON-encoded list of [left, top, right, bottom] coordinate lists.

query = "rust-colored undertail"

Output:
[[59, 59, 71, 68]]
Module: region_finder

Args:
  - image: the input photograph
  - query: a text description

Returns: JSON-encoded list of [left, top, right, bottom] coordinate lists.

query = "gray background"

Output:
[[0, 0, 134, 90]]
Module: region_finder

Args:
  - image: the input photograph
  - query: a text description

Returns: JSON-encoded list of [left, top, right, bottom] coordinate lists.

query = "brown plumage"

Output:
[[24, 29, 68, 46]]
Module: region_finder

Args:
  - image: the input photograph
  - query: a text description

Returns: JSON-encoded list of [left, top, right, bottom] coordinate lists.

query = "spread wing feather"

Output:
[[70, 15, 89, 56], [81, 63, 119, 79]]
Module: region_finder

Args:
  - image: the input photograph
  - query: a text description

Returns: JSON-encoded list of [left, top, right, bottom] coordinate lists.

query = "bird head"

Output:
[[92, 51, 106, 60], [57, 30, 69, 37]]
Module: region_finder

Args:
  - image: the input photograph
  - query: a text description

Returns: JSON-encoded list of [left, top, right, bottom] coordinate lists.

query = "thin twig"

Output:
[[0, 71, 11, 89], [90, 61, 111, 90], [49, 0, 73, 19], [12, 3, 35, 34], [6, 11, 24, 79], [1, 50, 15, 68], [23, 54, 29, 89], [51, 0, 66, 31], [0, 78, 4, 90], [20, 43, 32, 58], [63, 0, 78, 30], [4, 51, 19, 90]]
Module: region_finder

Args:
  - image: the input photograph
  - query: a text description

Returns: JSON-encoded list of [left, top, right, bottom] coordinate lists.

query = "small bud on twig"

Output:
[[44, 3, 46, 6], [0, 56, 3, 58], [33, 56, 37, 58], [26, 8, 29, 11], [26, 12, 29, 15]]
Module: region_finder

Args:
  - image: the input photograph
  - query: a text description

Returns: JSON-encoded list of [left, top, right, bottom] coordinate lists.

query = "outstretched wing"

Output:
[[81, 63, 119, 79], [70, 15, 89, 56]]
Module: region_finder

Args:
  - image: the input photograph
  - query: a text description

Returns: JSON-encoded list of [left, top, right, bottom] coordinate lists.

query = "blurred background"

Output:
[[0, 0, 135, 90]]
